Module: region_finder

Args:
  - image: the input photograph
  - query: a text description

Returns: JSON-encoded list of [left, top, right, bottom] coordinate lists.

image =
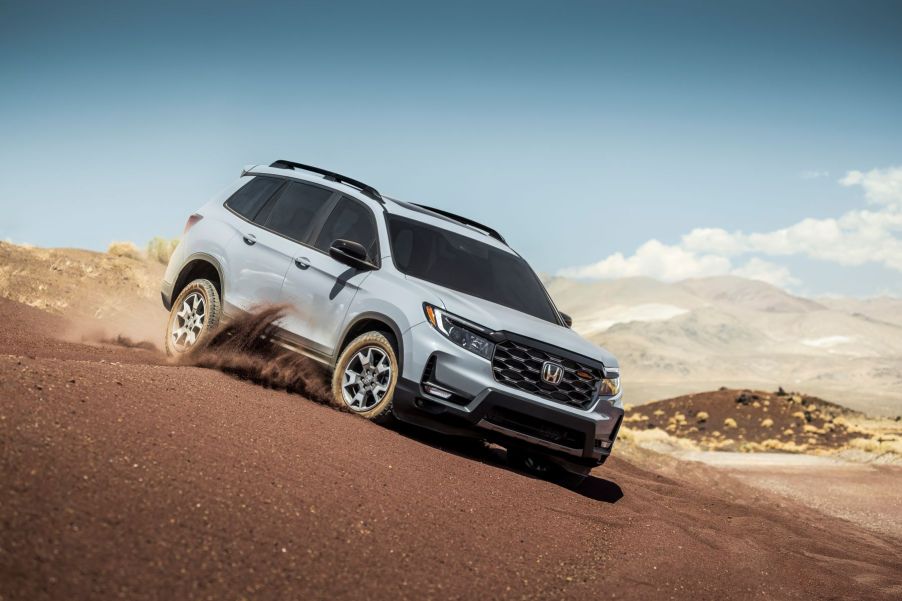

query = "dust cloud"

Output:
[[181, 305, 335, 407]]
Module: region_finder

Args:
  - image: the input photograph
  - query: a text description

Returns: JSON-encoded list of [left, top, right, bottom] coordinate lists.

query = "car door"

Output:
[[223, 177, 337, 314], [219, 176, 290, 313], [278, 195, 380, 357]]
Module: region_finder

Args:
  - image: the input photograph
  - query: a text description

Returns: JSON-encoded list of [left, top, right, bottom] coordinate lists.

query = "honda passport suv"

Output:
[[161, 161, 623, 479]]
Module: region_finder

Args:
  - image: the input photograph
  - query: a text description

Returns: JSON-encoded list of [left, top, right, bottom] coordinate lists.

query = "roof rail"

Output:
[[268, 160, 383, 203], [412, 204, 507, 244]]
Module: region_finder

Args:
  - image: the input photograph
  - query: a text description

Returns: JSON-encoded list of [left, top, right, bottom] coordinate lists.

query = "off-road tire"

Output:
[[164, 278, 221, 357], [331, 331, 399, 424]]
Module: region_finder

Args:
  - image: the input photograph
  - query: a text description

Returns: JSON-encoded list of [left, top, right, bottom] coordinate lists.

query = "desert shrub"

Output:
[[723, 417, 738, 429], [714, 438, 737, 451], [782, 428, 794, 436], [696, 411, 709, 423], [791, 411, 806, 420], [742, 439, 808, 453], [803, 424, 819, 434], [760, 418, 774, 428], [147, 237, 179, 264], [848, 437, 902, 455], [107, 241, 141, 260]]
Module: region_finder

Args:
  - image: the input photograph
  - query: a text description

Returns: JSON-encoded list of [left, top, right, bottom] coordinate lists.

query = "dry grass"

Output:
[[146, 237, 179, 264], [107, 241, 142, 260], [740, 439, 810, 453]]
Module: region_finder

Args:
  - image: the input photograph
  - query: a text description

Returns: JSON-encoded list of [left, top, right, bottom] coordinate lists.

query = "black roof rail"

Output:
[[412, 203, 507, 244], [268, 160, 383, 203]]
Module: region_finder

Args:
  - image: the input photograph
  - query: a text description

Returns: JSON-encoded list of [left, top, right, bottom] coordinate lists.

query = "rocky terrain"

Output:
[[625, 388, 871, 452]]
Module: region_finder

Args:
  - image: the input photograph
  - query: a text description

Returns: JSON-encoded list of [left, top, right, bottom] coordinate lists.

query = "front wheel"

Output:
[[331, 332, 399, 423]]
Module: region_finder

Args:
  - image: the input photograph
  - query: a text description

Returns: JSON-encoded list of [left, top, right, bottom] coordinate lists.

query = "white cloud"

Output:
[[558, 239, 731, 281], [800, 170, 829, 180], [560, 165, 902, 288], [840, 166, 902, 207]]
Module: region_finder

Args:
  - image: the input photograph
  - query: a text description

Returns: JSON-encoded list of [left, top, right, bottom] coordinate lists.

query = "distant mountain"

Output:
[[817, 296, 902, 328], [545, 275, 902, 416]]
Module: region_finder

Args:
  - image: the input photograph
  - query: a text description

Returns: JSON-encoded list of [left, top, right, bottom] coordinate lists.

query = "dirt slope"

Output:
[[1, 298, 900, 600]]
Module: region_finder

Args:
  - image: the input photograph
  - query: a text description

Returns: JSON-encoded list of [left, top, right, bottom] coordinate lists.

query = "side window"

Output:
[[224, 177, 285, 221], [262, 181, 335, 242], [314, 197, 379, 260]]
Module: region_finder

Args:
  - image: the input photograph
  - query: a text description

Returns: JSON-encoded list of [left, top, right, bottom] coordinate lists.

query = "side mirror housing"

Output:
[[560, 312, 573, 328], [329, 239, 375, 271]]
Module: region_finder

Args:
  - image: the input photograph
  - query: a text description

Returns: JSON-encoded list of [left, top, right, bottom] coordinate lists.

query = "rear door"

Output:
[[278, 195, 380, 356], [222, 177, 336, 313]]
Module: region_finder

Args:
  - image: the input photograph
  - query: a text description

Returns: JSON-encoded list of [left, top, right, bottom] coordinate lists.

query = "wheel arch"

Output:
[[168, 253, 224, 310], [334, 312, 405, 375]]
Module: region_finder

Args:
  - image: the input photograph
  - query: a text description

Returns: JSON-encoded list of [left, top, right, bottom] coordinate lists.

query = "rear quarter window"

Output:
[[224, 177, 285, 221]]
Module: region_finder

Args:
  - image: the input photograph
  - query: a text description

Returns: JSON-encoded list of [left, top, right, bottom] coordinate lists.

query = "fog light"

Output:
[[424, 384, 452, 399]]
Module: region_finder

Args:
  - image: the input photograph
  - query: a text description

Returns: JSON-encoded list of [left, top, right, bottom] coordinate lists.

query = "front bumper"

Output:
[[394, 322, 624, 468]]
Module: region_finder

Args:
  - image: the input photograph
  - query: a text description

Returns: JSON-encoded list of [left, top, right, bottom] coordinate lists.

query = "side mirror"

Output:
[[329, 239, 375, 271], [560, 312, 573, 328]]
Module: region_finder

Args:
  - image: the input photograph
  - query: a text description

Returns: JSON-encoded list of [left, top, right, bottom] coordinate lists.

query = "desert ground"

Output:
[[1, 242, 901, 600]]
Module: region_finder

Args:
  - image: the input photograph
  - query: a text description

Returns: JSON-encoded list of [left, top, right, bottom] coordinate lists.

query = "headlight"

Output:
[[598, 373, 621, 397], [424, 303, 495, 360]]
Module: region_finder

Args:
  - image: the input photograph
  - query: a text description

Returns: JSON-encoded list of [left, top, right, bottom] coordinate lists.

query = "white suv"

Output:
[[162, 161, 623, 478]]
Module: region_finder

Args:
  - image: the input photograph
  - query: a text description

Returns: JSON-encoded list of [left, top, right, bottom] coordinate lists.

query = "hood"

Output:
[[412, 278, 620, 369]]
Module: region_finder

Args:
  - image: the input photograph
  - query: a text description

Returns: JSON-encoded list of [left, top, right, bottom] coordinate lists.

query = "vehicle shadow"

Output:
[[390, 421, 623, 504]]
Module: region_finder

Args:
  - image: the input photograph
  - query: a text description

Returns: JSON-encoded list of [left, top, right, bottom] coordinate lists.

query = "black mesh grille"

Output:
[[491, 340, 601, 409]]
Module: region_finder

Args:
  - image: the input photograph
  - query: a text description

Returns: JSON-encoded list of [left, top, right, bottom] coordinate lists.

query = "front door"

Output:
[[279, 195, 381, 356]]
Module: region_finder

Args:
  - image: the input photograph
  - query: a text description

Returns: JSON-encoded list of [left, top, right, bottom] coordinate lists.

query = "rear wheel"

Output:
[[331, 332, 398, 423], [164, 279, 221, 356]]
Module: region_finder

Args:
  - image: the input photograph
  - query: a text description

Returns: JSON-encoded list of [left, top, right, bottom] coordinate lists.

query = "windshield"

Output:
[[386, 215, 560, 324]]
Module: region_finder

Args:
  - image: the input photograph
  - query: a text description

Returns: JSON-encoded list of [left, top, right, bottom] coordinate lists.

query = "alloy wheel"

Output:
[[170, 291, 206, 351], [341, 346, 392, 411]]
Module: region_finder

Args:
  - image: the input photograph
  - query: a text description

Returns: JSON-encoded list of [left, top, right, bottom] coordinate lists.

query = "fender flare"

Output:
[[333, 312, 406, 374], [167, 252, 226, 309]]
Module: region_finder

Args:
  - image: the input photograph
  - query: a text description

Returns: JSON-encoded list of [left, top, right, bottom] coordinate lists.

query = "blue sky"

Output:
[[1, 0, 901, 296]]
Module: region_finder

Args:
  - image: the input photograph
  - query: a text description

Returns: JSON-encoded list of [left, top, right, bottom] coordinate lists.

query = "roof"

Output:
[[245, 160, 512, 251]]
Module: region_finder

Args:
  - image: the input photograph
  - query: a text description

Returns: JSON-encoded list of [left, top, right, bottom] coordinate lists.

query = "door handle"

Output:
[[243, 233, 256, 246], [294, 256, 310, 269]]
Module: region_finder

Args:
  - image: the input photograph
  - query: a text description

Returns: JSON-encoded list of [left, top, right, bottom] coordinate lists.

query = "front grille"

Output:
[[491, 339, 602, 409]]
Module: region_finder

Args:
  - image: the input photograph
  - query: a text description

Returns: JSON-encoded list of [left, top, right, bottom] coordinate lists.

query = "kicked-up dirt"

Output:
[[1, 296, 901, 600]]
